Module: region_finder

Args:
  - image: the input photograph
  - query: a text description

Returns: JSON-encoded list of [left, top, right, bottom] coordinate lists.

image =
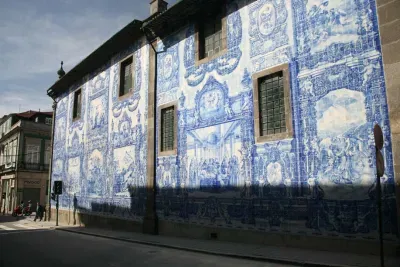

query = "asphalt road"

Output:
[[0, 219, 292, 267]]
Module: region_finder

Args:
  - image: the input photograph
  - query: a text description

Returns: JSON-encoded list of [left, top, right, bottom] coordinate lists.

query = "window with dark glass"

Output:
[[45, 117, 52, 125], [119, 56, 133, 96], [199, 9, 225, 60], [161, 106, 174, 152], [258, 71, 286, 136], [73, 89, 82, 119]]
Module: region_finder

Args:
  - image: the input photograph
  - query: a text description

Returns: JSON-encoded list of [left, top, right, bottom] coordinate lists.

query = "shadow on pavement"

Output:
[[0, 214, 36, 223]]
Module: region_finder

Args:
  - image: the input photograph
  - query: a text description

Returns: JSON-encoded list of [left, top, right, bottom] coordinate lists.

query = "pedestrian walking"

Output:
[[34, 201, 43, 222], [27, 200, 32, 216]]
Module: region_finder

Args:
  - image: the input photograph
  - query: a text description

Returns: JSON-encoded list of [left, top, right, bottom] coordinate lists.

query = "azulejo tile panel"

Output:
[[248, 0, 289, 58], [153, 0, 397, 238], [51, 0, 398, 238], [52, 41, 149, 220], [183, 1, 243, 87], [293, 0, 380, 71]]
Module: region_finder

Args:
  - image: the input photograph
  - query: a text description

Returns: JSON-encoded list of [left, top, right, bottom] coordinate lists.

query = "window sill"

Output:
[[195, 48, 228, 67], [118, 90, 134, 101], [255, 131, 293, 144], [72, 116, 81, 122], [158, 149, 177, 157]]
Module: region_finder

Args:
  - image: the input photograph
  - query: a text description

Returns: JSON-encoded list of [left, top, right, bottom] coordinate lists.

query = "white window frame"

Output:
[[5, 144, 11, 164], [44, 141, 51, 165], [25, 144, 40, 164]]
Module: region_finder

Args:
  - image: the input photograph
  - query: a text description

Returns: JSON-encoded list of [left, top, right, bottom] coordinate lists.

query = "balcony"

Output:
[[19, 162, 50, 172], [21, 162, 41, 171], [43, 164, 50, 171], [0, 162, 16, 173]]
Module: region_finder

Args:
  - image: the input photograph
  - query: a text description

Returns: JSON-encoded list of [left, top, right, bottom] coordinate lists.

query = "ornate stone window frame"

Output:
[[158, 100, 178, 157], [118, 53, 136, 101], [72, 87, 82, 122], [252, 63, 293, 143], [194, 3, 228, 66]]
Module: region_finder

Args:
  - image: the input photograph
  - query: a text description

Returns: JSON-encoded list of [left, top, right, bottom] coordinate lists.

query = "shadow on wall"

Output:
[[68, 187, 146, 232], [64, 182, 399, 239]]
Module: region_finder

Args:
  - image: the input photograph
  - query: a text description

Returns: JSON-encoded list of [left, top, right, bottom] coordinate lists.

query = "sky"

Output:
[[0, 0, 177, 117]]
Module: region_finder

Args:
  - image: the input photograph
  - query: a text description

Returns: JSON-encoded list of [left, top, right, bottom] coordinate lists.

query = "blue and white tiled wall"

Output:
[[52, 0, 398, 239], [52, 38, 149, 221], [154, 0, 398, 238]]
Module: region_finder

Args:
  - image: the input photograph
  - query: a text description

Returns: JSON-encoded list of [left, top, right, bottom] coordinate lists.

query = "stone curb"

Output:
[[56, 228, 355, 267]]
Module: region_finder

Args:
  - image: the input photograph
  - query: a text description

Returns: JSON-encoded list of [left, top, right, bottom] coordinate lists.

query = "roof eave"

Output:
[[141, 0, 224, 40], [47, 19, 144, 99]]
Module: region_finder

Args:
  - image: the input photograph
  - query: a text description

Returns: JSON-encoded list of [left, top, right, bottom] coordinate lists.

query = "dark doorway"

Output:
[[23, 188, 41, 211]]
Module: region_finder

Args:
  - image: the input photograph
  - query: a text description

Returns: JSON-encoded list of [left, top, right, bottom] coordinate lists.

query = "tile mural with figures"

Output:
[[51, 40, 149, 220], [154, 0, 398, 238], [51, 0, 398, 238]]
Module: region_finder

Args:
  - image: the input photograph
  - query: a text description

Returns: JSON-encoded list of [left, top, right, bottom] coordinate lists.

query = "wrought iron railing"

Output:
[[0, 162, 50, 172], [43, 164, 50, 171], [21, 162, 41, 171], [20, 162, 49, 171]]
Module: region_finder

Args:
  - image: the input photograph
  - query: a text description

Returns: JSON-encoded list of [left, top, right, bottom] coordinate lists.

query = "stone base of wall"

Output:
[[158, 220, 400, 257], [50, 209, 399, 257], [50, 209, 142, 233]]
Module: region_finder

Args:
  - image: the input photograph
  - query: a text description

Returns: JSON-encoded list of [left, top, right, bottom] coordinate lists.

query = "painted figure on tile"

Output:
[[361, 59, 381, 87], [186, 121, 242, 192], [306, 0, 358, 52], [224, 99, 233, 119], [88, 150, 105, 196], [92, 104, 106, 129], [258, 2, 276, 36], [266, 162, 283, 186]]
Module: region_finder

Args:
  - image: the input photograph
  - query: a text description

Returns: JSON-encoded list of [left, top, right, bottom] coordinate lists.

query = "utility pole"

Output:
[[56, 194, 59, 226], [45, 101, 57, 221]]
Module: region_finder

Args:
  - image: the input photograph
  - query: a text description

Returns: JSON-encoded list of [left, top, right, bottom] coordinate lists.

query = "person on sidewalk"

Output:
[[27, 200, 32, 216], [19, 200, 24, 215], [34, 201, 43, 222]]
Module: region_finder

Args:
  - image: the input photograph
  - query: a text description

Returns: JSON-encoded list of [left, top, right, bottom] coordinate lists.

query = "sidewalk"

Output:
[[56, 226, 400, 267], [19, 217, 73, 229], [0, 214, 79, 230]]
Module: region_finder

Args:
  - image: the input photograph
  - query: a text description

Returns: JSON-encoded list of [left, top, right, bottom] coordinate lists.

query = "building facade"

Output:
[[0, 111, 53, 213], [47, 0, 399, 254]]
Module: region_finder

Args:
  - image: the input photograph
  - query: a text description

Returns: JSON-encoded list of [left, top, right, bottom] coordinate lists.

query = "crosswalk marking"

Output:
[[0, 224, 14, 231], [13, 224, 36, 230], [0, 221, 53, 234]]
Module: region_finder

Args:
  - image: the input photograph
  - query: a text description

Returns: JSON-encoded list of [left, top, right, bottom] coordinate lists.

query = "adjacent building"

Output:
[[46, 0, 399, 255], [0, 110, 53, 213]]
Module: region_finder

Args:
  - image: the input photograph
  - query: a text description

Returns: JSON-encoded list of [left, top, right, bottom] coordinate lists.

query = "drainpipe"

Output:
[[45, 99, 58, 221], [142, 25, 159, 235]]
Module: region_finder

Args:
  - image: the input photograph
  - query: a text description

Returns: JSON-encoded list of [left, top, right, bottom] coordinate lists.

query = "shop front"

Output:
[[18, 173, 48, 211], [0, 174, 16, 214]]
